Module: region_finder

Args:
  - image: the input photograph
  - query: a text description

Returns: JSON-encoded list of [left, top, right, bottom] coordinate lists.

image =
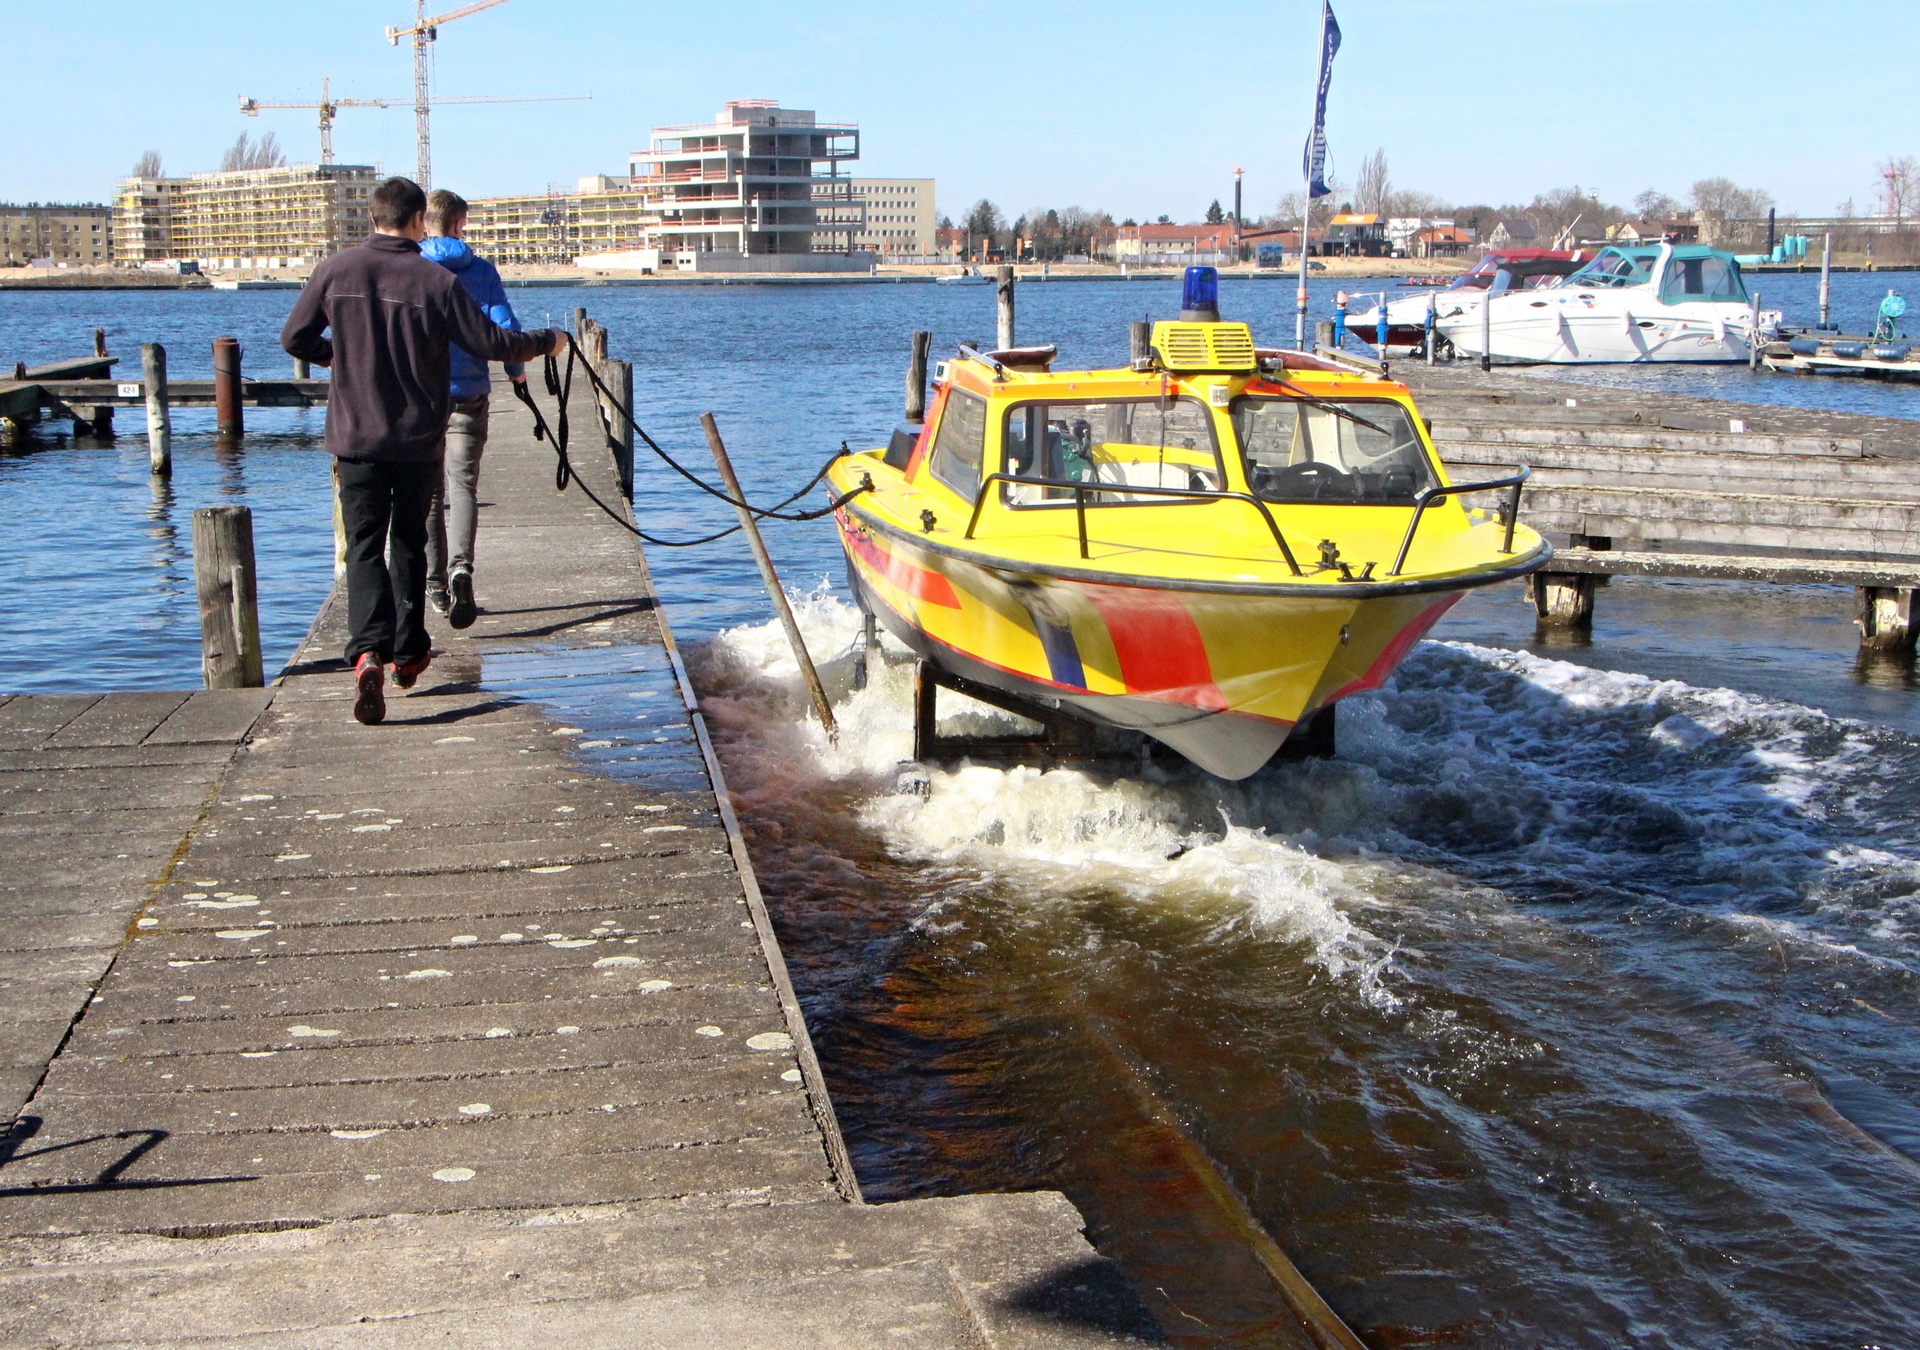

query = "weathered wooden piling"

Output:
[[190, 505, 264, 689], [700, 412, 837, 741], [212, 336, 244, 437], [293, 355, 311, 380], [92, 328, 106, 358], [1857, 587, 1918, 653], [1315, 319, 1337, 350], [608, 357, 635, 497], [140, 342, 171, 475], [905, 330, 931, 422], [1130, 320, 1152, 367], [996, 265, 1016, 350]]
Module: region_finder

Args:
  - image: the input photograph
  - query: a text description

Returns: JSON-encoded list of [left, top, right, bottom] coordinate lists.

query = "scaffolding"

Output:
[[112, 164, 377, 267]]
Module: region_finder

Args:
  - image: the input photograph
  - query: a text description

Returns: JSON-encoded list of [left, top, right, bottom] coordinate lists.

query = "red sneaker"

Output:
[[392, 650, 433, 690], [353, 653, 386, 725]]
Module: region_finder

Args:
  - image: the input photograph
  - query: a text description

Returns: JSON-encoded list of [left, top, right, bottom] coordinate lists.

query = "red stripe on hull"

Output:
[[1077, 584, 1228, 712], [843, 525, 963, 609]]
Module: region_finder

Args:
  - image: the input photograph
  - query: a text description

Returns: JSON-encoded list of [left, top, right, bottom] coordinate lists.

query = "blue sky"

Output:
[[7, 1, 1912, 222]]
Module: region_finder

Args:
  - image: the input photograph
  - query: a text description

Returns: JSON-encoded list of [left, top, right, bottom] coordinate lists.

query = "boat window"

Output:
[[1232, 397, 1436, 505], [927, 389, 988, 499], [1566, 248, 1655, 289], [1658, 254, 1746, 304], [1453, 272, 1496, 291], [999, 396, 1224, 505]]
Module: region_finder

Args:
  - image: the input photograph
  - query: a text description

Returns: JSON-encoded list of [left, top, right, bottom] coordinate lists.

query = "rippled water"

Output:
[[4, 279, 1918, 1343]]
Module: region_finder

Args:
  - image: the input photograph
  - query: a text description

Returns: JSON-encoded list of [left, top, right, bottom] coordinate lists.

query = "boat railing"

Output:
[[963, 472, 1305, 575], [1387, 468, 1529, 577]]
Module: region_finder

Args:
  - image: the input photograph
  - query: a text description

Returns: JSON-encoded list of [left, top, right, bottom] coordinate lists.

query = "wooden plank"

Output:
[[1518, 484, 1920, 555], [35, 379, 328, 408], [144, 688, 273, 744], [0, 695, 101, 749], [1444, 450, 1920, 501], [1432, 423, 1864, 457], [1539, 549, 1920, 587], [0, 382, 39, 421], [45, 691, 191, 748], [21, 355, 115, 380]]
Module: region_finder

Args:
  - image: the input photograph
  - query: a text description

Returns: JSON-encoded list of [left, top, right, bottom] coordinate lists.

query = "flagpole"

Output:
[[1296, 2, 1328, 350]]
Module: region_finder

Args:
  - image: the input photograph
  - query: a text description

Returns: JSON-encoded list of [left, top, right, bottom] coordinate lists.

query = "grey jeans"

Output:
[[426, 393, 490, 591]]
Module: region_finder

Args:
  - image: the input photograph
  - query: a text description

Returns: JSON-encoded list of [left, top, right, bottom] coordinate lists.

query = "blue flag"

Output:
[[1302, 1, 1341, 199]]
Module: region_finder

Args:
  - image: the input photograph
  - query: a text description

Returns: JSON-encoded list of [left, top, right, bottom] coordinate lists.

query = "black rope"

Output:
[[510, 340, 868, 549]]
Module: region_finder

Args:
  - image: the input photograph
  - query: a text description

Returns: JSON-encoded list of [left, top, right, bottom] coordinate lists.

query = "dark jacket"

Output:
[[280, 233, 554, 462], [419, 235, 523, 397]]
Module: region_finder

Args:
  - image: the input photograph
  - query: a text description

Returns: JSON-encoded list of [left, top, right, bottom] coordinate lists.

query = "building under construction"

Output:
[[464, 176, 649, 265], [111, 164, 377, 269]]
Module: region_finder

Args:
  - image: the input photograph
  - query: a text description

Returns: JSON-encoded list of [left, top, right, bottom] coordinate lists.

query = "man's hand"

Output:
[[511, 373, 529, 387]]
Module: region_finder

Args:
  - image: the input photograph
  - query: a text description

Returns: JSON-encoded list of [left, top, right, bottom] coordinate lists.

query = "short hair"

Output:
[[370, 176, 427, 230], [426, 188, 469, 233]]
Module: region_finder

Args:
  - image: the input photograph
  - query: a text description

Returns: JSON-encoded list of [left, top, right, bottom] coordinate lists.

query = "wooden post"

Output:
[[1480, 285, 1493, 373], [1856, 587, 1917, 653], [1314, 319, 1336, 349], [141, 342, 171, 475], [996, 264, 1015, 349], [905, 330, 931, 423], [93, 328, 107, 358], [1130, 319, 1151, 366], [213, 336, 243, 436], [294, 355, 311, 380], [192, 505, 265, 689], [608, 358, 635, 498], [1530, 573, 1595, 630], [1748, 291, 1762, 372], [700, 412, 837, 740], [572, 306, 588, 342]]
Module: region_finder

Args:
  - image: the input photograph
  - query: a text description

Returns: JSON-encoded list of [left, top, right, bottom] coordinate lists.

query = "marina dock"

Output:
[[0, 374, 1158, 1346]]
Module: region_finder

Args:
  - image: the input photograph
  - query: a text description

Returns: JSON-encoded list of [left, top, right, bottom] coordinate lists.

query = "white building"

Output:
[[843, 179, 936, 259]]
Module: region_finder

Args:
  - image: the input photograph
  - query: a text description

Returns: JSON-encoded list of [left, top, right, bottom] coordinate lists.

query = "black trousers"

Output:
[[336, 457, 440, 665]]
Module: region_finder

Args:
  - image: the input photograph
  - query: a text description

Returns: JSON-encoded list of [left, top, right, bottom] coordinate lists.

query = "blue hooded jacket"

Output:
[[419, 235, 523, 398]]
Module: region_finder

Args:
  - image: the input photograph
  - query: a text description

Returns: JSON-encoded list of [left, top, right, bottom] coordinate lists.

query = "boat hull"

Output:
[[838, 506, 1491, 779]]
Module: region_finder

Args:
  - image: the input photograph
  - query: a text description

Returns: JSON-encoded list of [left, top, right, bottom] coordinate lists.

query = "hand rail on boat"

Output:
[[963, 472, 1305, 575], [1387, 467, 1530, 577]]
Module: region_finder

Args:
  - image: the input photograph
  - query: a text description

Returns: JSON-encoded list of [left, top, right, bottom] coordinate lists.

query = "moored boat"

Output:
[[827, 268, 1551, 779], [1348, 249, 1588, 352]]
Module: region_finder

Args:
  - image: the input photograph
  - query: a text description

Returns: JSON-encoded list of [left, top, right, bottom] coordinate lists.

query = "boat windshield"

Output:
[[1566, 247, 1657, 289], [1232, 396, 1436, 505], [1000, 397, 1225, 505], [1658, 253, 1747, 303]]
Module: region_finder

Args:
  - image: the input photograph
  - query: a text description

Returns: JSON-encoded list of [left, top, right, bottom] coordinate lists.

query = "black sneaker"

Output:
[[428, 587, 451, 617], [449, 570, 477, 630], [352, 653, 386, 725]]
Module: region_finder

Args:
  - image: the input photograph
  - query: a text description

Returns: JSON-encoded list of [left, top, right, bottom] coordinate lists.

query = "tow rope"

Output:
[[509, 339, 869, 548]]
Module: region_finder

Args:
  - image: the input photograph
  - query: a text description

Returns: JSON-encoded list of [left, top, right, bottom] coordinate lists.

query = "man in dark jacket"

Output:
[[281, 176, 561, 726], [420, 188, 519, 630]]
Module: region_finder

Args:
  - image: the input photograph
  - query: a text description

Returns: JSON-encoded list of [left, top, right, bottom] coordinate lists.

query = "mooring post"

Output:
[[294, 355, 310, 380], [1819, 233, 1833, 328], [996, 264, 1016, 349], [1130, 320, 1152, 367], [1748, 291, 1762, 372], [905, 330, 932, 423], [1531, 573, 1595, 630], [1426, 292, 1437, 366], [1857, 587, 1918, 654], [191, 505, 264, 689], [93, 327, 107, 359], [608, 358, 635, 498], [700, 412, 837, 740], [141, 342, 171, 475], [572, 306, 588, 342], [1314, 319, 1336, 350], [1480, 284, 1493, 373], [213, 336, 243, 437]]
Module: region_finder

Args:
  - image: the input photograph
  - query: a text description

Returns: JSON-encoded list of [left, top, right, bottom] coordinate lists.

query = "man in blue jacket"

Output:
[[420, 189, 523, 629]]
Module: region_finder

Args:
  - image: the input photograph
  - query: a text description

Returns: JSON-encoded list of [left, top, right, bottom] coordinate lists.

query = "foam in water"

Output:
[[692, 593, 1920, 989]]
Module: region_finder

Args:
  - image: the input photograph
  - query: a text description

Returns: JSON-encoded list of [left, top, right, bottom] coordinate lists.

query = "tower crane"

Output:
[[386, 0, 510, 189], [241, 80, 589, 172]]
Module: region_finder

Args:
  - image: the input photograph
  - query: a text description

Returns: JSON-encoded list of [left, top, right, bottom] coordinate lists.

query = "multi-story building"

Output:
[[466, 176, 649, 265], [1110, 223, 1239, 266], [843, 179, 936, 259], [111, 165, 376, 269], [630, 100, 871, 271], [0, 203, 113, 266]]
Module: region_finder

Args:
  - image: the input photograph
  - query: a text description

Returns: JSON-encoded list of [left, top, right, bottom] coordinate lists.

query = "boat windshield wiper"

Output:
[[1272, 382, 1398, 439]]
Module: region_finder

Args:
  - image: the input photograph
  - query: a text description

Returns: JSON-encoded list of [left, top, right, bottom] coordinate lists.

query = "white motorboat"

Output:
[[1348, 250, 1587, 353], [1443, 243, 1781, 364], [936, 267, 995, 286]]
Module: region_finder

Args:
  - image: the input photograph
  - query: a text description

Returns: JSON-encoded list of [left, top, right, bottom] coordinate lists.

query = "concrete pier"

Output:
[[0, 376, 1159, 1346]]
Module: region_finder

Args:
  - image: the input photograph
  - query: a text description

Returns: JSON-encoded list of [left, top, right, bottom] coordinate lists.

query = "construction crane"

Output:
[[386, 0, 510, 189], [241, 81, 590, 172], [239, 80, 394, 165]]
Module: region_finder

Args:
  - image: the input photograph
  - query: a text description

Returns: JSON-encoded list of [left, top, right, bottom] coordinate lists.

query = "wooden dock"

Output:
[[0, 374, 1158, 1346], [1396, 364, 1920, 650]]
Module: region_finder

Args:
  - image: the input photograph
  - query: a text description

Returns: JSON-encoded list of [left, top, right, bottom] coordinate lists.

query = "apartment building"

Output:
[[843, 179, 936, 258], [466, 176, 649, 265], [112, 164, 376, 269], [630, 100, 870, 271], [0, 203, 112, 266]]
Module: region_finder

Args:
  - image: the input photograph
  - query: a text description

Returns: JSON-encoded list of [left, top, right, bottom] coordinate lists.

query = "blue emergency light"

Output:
[[1180, 266, 1221, 322]]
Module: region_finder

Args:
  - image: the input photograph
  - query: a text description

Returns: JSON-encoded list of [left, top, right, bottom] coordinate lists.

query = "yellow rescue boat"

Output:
[[827, 270, 1550, 779]]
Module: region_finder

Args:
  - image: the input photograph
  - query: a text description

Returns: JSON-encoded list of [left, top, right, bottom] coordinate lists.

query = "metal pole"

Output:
[[1426, 291, 1437, 366], [141, 342, 171, 475], [1480, 280, 1493, 373], [996, 265, 1016, 349], [699, 413, 837, 741], [1819, 232, 1833, 328], [1296, 4, 1325, 350], [1749, 289, 1762, 372]]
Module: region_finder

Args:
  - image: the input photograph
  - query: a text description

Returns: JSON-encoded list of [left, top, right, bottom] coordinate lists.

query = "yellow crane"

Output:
[[241, 79, 589, 169], [386, 0, 510, 189]]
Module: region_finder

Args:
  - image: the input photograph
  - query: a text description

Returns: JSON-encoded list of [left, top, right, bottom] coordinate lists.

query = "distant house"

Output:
[[1323, 212, 1388, 256], [1486, 218, 1538, 248], [1413, 225, 1474, 258], [1110, 222, 1239, 265], [1609, 218, 1700, 244]]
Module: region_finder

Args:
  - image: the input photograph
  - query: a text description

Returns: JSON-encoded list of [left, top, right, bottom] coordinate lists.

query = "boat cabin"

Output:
[[1446, 249, 1586, 296], [1564, 244, 1750, 304]]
